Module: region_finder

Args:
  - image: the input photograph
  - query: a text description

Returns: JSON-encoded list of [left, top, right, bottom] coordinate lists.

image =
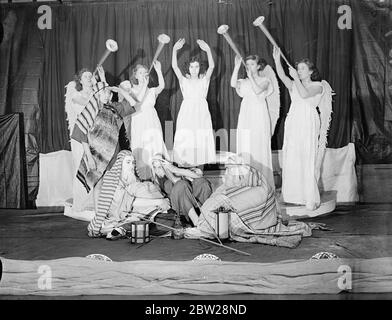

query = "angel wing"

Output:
[[261, 64, 280, 136], [315, 80, 334, 181]]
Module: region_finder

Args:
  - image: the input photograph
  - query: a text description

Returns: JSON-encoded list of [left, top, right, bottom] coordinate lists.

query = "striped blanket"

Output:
[[75, 81, 108, 135], [77, 106, 121, 193], [197, 165, 312, 248], [72, 81, 123, 192], [88, 151, 130, 237], [88, 150, 168, 237]]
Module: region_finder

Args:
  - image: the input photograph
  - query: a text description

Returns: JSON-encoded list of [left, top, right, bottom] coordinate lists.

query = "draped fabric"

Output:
[[0, 7, 40, 205], [88, 150, 131, 237], [350, 0, 392, 163], [2, 257, 392, 295], [0, 0, 391, 163], [0, 113, 27, 208]]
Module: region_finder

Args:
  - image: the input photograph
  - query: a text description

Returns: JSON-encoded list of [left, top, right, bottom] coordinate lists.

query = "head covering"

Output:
[[223, 163, 277, 231], [87, 150, 135, 237], [150, 153, 177, 184], [225, 163, 263, 188], [223, 154, 271, 189], [243, 165, 263, 187]]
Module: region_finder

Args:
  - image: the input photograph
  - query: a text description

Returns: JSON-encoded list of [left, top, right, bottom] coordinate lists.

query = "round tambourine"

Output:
[[86, 254, 113, 262], [192, 254, 221, 261]]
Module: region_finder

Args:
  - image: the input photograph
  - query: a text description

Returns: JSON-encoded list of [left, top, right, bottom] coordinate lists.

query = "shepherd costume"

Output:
[[71, 83, 136, 193], [87, 150, 170, 238], [151, 156, 212, 223], [194, 162, 315, 248]]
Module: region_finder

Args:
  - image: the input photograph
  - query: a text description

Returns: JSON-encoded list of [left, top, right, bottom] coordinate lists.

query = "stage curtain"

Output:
[[351, 0, 392, 163], [1, 0, 391, 163], [0, 113, 27, 208]]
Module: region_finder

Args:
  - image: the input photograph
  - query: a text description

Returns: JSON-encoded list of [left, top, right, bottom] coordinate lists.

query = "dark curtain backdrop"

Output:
[[0, 7, 40, 205], [0, 113, 27, 208], [351, 0, 392, 163], [1, 0, 391, 163]]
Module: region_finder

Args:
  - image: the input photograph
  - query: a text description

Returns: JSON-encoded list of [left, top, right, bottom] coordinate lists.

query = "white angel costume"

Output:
[[172, 76, 216, 167], [64, 81, 95, 218], [281, 80, 333, 212], [236, 70, 275, 188], [130, 87, 169, 180]]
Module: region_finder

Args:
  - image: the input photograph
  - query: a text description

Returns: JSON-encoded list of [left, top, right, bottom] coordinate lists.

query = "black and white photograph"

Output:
[[0, 0, 391, 304]]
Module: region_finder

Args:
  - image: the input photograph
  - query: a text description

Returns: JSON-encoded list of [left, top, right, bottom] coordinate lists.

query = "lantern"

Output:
[[130, 220, 150, 244], [214, 207, 230, 240]]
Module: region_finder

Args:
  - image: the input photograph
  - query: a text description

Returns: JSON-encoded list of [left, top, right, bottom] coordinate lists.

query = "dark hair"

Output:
[[130, 64, 149, 86], [244, 55, 267, 73], [295, 58, 321, 81], [184, 56, 206, 77], [74, 68, 91, 92]]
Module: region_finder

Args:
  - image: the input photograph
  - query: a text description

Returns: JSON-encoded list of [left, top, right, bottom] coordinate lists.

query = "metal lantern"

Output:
[[130, 220, 150, 244], [214, 207, 230, 240]]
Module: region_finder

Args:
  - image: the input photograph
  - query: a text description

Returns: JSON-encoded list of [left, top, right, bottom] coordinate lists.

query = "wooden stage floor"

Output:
[[1, 203, 391, 263], [1, 203, 392, 299]]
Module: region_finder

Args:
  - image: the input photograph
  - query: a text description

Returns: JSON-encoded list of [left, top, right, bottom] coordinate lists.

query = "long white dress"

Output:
[[173, 76, 216, 166], [282, 82, 324, 210], [236, 78, 275, 188], [130, 87, 169, 180], [64, 82, 95, 215]]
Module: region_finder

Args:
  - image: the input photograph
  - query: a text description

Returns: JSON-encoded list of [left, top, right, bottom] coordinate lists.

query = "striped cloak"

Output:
[[197, 165, 312, 248]]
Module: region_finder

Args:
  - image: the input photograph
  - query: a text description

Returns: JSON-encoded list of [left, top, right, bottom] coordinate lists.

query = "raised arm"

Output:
[[230, 55, 242, 88], [247, 69, 270, 95], [109, 86, 142, 113], [272, 46, 293, 91], [110, 86, 137, 106], [152, 60, 165, 96], [172, 38, 185, 82], [166, 162, 201, 179], [96, 66, 107, 84], [230, 55, 243, 97], [130, 74, 149, 102], [197, 39, 214, 80]]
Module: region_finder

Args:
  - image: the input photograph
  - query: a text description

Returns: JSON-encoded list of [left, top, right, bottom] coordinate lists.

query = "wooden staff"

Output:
[[188, 192, 224, 247], [253, 16, 293, 68], [138, 216, 251, 256]]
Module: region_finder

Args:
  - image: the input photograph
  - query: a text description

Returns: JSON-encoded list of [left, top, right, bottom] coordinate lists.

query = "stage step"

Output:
[[279, 190, 337, 219]]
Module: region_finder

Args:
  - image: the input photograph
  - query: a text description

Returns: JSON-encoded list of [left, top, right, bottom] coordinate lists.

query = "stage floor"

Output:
[[0, 203, 391, 263], [1, 203, 392, 299]]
